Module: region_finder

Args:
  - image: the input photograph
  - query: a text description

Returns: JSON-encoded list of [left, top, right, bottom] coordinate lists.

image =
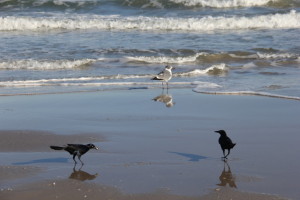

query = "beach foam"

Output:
[[1, 10, 299, 32], [193, 89, 300, 100]]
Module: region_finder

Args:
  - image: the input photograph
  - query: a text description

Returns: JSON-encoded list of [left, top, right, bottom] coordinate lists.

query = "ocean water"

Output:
[[0, 0, 300, 99]]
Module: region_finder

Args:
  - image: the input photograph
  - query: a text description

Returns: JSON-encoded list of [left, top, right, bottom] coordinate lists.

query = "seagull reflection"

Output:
[[216, 161, 237, 188], [152, 90, 175, 107], [69, 167, 98, 181]]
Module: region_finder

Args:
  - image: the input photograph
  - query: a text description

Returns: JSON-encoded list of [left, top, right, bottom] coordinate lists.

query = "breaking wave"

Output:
[[1, 10, 300, 32], [125, 53, 206, 64], [0, 0, 99, 10], [177, 64, 228, 76], [0, 59, 98, 70]]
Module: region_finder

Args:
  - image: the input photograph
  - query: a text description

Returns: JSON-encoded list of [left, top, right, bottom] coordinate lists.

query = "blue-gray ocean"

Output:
[[1, 0, 300, 99]]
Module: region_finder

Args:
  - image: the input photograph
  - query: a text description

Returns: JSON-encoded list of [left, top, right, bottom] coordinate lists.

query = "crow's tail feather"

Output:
[[50, 146, 64, 150]]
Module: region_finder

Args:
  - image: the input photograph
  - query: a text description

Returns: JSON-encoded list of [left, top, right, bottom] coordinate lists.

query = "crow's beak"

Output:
[[215, 130, 220, 133], [94, 146, 99, 150]]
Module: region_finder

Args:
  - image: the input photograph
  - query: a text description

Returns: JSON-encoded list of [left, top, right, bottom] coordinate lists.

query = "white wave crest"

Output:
[[0, 59, 97, 70], [1, 10, 300, 32], [125, 53, 205, 64], [177, 63, 227, 77], [170, 0, 275, 8], [257, 52, 297, 59]]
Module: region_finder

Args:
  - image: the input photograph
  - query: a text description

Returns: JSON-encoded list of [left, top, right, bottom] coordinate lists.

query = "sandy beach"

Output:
[[0, 88, 299, 200]]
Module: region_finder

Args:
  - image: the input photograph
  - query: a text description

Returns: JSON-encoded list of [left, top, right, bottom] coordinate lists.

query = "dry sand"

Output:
[[0, 88, 299, 200]]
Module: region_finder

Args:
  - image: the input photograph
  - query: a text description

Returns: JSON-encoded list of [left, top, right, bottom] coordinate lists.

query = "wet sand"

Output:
[[0, 130, 104, 152], [0, 88, 299, 199]]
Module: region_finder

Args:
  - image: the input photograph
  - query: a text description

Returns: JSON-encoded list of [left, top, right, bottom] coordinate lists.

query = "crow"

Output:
[[215, 130, 236, 159], [50, 144, 99, 165]]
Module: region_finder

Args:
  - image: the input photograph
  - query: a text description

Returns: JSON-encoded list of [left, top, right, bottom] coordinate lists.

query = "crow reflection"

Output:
[[217, 161, 237, 188], [69, 168, 98, 181]]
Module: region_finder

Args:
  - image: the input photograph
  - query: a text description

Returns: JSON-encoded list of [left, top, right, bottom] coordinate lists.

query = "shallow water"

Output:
[[0, 89, 300, 199], [0, 0, 300, 99]]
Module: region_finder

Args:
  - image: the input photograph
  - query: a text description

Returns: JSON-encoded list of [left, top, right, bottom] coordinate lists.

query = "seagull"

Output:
[[214, 130, 236, 159], [151, 65, 174, 88], [50, 143, 99, 165]]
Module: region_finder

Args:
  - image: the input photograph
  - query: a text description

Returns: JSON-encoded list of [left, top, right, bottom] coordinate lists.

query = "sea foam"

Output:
[[0, 59, 97, 70], [125, 53, 205, 64], [1, 10, 299, 31], [193, 90, 300, 101]]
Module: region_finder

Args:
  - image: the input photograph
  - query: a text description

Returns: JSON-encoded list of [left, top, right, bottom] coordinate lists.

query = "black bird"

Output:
[[214, 130, 236, 159], [50, 144, 99, 165]]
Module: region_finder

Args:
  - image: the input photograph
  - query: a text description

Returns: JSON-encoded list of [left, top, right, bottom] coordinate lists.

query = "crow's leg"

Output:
[[222, 148, 226, 158], [78, 155, 84, 165], [224, 149, 231, 159], [73, 154, 77, 165]]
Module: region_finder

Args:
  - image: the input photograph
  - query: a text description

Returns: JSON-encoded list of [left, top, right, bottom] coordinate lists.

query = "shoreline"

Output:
[[1, 83, 299, 102], [0, 88, 299, 199]]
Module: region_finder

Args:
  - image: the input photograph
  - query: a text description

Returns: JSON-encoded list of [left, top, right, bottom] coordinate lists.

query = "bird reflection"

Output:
[[69, 167, 98, 181], [152, 90, 175, 108], [216, 161, 237, 188]]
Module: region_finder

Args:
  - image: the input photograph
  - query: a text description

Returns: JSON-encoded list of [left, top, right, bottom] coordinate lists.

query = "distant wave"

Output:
[[1, 10, 300, 32], [0, 0, 297, 10], [125, 53, 206, 64], [126, 50, 299, 64], [0, 0, 99, 10], [0, 59, 98, 70], [176, 64, 228, 76], [256, 52, 298, 59], [1, 51, 296, 71]]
